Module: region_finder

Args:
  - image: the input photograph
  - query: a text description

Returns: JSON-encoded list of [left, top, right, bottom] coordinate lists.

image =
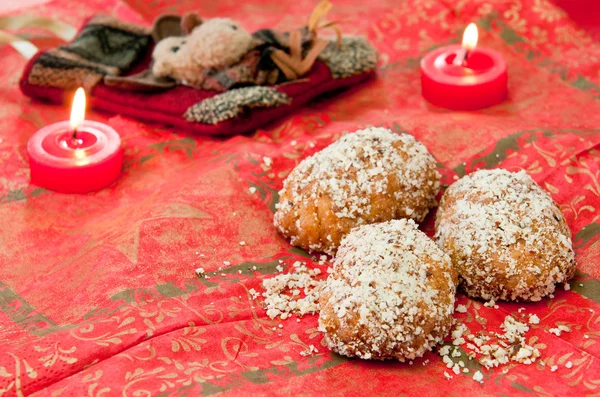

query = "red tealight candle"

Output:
[[421, 23, 507, 110], [28, 88, 123, 193]]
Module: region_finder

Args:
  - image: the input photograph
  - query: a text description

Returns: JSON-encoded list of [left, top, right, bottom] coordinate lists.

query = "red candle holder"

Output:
[[27, 120, 123, 193], [421, 44, 508, 110]]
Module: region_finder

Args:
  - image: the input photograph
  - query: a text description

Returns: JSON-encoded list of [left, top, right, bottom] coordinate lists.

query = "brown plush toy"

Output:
[[105, 1, 338, 92], [151, 15, 259, 87]]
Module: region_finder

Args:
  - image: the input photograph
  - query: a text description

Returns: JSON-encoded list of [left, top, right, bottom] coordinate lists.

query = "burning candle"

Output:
[[420, 23, 508, 110], [27, 88, 123, 193]]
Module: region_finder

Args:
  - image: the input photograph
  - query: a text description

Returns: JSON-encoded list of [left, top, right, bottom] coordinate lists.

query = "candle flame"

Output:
[[462, 23, 478, 51], [70, 88, 86, 131]]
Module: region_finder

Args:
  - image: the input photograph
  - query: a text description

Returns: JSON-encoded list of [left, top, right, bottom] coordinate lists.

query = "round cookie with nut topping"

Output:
[[318, 219, 456, 361], [274, 127, 440, 255], [435, 168, 575, 302]]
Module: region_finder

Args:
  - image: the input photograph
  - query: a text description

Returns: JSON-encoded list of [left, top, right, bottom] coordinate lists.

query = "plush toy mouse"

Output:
[[151, 15, 257, 87], [103, 1, 343, 92]]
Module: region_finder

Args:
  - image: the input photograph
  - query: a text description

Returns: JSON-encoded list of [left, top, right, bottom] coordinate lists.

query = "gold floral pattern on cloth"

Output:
[[317, 36, 378, 79], [532, 0, 567, 23], [183, 86, 291, 124]]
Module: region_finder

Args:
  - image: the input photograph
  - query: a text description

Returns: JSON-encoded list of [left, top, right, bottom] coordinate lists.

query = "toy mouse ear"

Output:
[[181, 12, 203, 35], [152, 14, 184, 42]]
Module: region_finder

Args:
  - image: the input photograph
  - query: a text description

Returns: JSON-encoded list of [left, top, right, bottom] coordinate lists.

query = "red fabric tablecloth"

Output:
[[1, 0, 600, 396]]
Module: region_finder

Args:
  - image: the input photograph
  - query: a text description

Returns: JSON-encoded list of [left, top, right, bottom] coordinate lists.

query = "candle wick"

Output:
[[453, 49, 470, 66], [71, 126, 80, 146]]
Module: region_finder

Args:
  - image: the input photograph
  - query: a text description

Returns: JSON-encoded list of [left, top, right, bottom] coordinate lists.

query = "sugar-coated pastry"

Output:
[[318, 219, 456, 361], [435, 169, 575, 302], [274, 127, 440, 255]]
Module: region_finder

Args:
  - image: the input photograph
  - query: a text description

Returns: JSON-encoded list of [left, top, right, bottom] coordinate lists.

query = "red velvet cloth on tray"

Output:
[[20, 51, 374, 136], [2, 0, 600, 396]]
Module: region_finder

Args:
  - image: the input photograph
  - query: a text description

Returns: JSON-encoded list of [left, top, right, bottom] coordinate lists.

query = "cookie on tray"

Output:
[[318, 219, 456, 361], [435, 168, 575, 302], [274, 127, 440, 255]]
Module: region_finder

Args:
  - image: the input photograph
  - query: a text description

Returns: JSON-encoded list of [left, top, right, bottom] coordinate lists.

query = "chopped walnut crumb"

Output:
[[452, 323, 468, 346], [439, 345, 451, 356], [529, 314, 540, 324], [441, 314, 540, 373], [261, 261, 325, 319], [483, 300, 496, 308], [549, 328, 562, 336], [300, 344, 318, 356]]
